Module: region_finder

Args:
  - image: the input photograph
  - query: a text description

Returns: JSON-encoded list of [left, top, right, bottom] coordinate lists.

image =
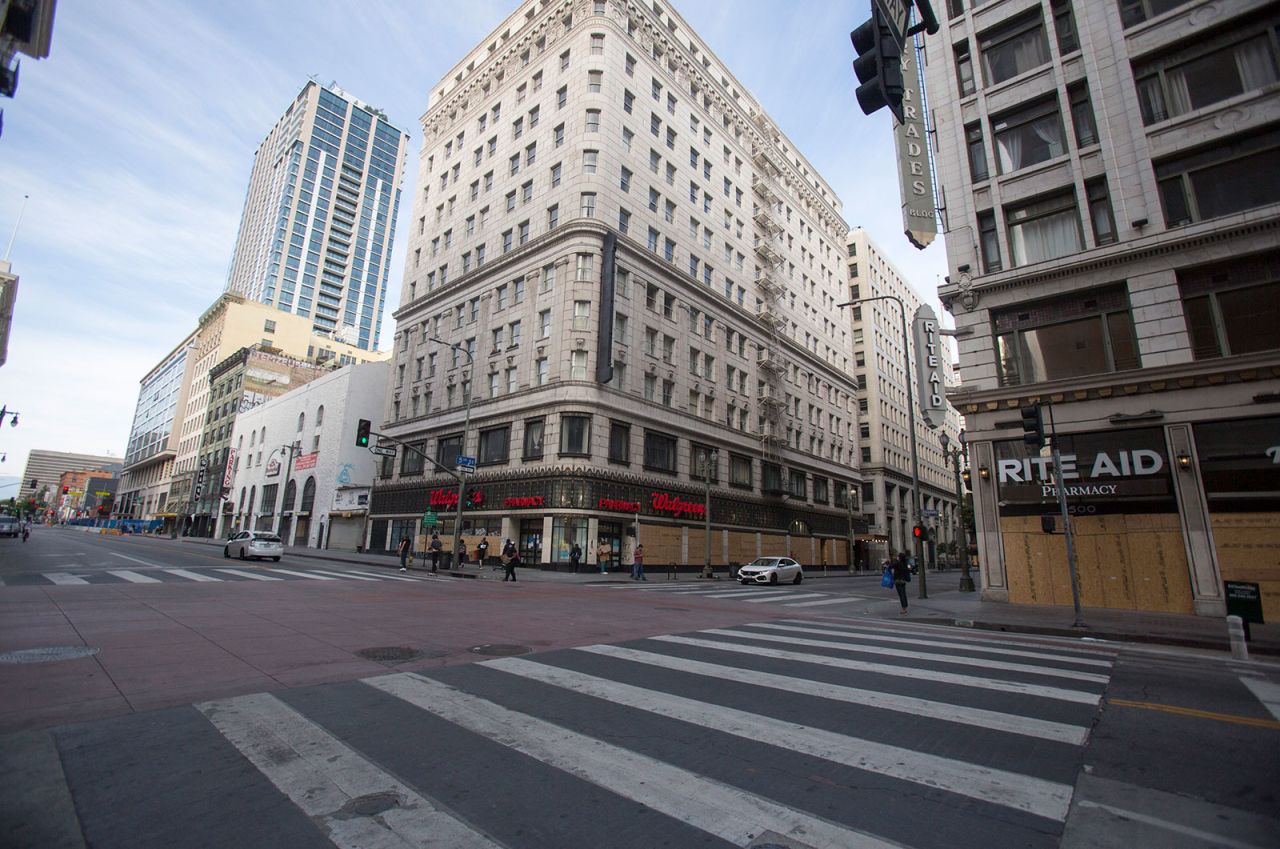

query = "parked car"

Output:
[[0, 516, 19, 537], [223, 531, 284, 561], [738, 556, 803, 585]]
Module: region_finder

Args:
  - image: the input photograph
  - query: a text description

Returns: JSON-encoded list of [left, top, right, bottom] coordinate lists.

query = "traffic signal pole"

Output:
[[1045, 404, 1086, 628]]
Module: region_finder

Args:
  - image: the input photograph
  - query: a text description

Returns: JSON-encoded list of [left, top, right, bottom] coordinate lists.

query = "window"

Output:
[[525, 142, 536, 165], [571, 350, 588, 380], [979, 13, 1049, 87], [523, 418, 545, 459], [762, 462, 782, 494], [955, 40, 975, 97], [1086, 179, 1116, 246], [648, 187, 659, 211], [1180, 251, 1280, 359], [643, 431, 677, 473], [608, 422, 630, 464], [622, 126, 634, 150], [620, 167, 632, 192], [436, 434, 462, 470], [583, 149, 598, 173], [529, 105, 540, 126], [263, 319, 276, 333], [992, 98, 1065, 174], [551, 162, 562, 187], [557, 85, 567, 108], [994, 284, 1140, 385], [978, 209, 1001, 272], [478, 426, 510, 464], [788, 469, 807, 499], [1155, 129, 1280, 226], [966, 123, 989, 181], [554, 123, 565, 146], [813, 477, 829, 504], [690, 444, 717, 482], [1050, 0, 1078, 54], [1067, 82, 1097, 147], [573, 299, 591, 329], [535, 357, 549, 385], [503, 230, 513, 253], [643, 373, 656, 401], [560, 49, 571, 70], [1119, 0, 1198, 28], [625, 53, 635, 75], [1006, 190, 1082, 266], [560, 414, 590, 455], [591, 33, 604, 54], [585, 109, 601, 132], [647, 226, 659, 252], [547, 204, 560, 228], [1135, 32, 1279, 126], [401, 442, 425, 476], [588, 70, 603, 93], [729, 453, 752, 487], [581, 192, 597, 217], [510, 153, 521, 176]]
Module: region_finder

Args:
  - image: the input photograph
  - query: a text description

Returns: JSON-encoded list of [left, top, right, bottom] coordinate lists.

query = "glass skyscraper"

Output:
[[225, 81, 409, 351]]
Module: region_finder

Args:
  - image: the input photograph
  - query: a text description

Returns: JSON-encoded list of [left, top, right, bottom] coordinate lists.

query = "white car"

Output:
[[224, 531, 284, 561], [0, 516, 19, 537], [738, 556, 803, 585]]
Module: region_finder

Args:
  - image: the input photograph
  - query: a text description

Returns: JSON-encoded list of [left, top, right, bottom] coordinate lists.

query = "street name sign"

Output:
[[370, 445, 397, 457]]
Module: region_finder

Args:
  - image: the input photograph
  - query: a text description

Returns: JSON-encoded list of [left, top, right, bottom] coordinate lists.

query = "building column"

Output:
[[971, 440, 1007, 601], [541, 515, 555, 565], [1168, 423, 1226, 616]]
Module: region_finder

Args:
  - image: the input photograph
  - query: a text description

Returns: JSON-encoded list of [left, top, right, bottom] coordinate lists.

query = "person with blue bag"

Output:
[[891, 551, 912, 614]]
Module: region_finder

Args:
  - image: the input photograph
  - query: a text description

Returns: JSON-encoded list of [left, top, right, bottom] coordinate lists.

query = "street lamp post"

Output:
[[272, 441, 300, 541], [939, 431, 976, 592], [838, 295, 927, 599], [700, 448, 717, 579], [428, 336, 474, 569]]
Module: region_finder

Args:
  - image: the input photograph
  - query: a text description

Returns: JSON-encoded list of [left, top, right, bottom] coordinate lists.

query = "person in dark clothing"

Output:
[[892, 552, 912, 614], [569, 543, 582, 572], [429, 534, 442, 573], [503, 547, 521, 581], [476, 537, 490, 567], [398, 536, 413, 572]]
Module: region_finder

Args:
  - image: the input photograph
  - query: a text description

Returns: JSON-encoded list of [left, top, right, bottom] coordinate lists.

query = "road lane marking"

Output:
[[800, 617, 1120, 657], [577, 643, 1089, 745], [1240, 676, 1280, 722], [214, 568, 283, 581], [43, 572, 89, 586], [651, 635, 1102, 705], [486, 656, 1074, 821], [755, 623, 1114, 669], [739, 592, 828, 603], [266, 568, 339, 581], [705, 627, 1110, 684], [1107, 698, 1280, 730], [304, 569, 381, 582], [368, 672, 908, 849], [107, 570, 162, 584], [198, 692, 501, 849], [1075, 800, 1273, 849], [163, 569, 221, 583], [698, 589, 795, 599], [783, 596, 870, 607], [110, 552, 162, 568]]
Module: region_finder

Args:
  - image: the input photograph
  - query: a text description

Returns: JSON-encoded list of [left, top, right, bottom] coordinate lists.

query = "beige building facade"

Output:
[[924, 0, 1280, 616], [370, 0, 868, 569]]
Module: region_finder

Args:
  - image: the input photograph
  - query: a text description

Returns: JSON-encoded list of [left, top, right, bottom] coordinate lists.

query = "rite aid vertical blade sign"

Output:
[[893, 37, 938, 250], [912, 304, 946, 430]]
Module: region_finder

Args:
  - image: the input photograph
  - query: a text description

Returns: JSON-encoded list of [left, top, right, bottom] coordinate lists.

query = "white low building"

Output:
[[224, 361, 389, 550]]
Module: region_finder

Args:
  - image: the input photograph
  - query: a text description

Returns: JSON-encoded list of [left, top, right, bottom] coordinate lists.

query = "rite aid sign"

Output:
[[911, 304, 946, 430]]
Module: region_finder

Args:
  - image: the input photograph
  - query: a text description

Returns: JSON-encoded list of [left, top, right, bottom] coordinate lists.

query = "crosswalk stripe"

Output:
[[783, 596, 868, 607], [109, 552, 161, 568], [704, 627, 1111, 684], [485, 656, 1074, 821], [806, 617, 1119, 658], [340, 568, 426, 582], [43, 572, 89, 585], [651, 635, 1101, 704], [367, 672, 908, 849], [304, 569, 381, 582], [197, 692, 501, 849], [162, 568, 221, 583], [267, 568, 339, 581], [215, 568, 283, 582], [577, 644, 1088, 744], [739, 592, 828, 603], [107, 570, 162, 584], [752, 622, 1114, 669]]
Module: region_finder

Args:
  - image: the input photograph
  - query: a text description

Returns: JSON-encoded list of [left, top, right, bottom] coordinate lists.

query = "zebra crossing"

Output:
[[595, 578, 885, 608], [0, 565, 454, 587], [47, 617, 1116, 848]]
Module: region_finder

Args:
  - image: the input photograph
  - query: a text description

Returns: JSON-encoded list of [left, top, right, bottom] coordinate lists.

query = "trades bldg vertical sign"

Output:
[[893, 37, 938, 250], [912, 304, 946, 429]]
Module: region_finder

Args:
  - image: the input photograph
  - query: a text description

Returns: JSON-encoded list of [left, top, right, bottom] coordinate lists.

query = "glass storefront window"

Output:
[[551, 516, 589, 562]]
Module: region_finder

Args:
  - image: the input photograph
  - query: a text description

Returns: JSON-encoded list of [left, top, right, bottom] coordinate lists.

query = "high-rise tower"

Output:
[[225, 81, 409, 351]]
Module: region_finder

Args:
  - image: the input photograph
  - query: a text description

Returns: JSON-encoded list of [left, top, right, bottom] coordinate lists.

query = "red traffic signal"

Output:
[[61, 485, 69, 495], [912, 524, 927, 540]]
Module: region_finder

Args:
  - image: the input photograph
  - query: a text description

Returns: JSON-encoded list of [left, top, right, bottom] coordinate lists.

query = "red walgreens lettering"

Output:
[[650, 492, 705, 518]]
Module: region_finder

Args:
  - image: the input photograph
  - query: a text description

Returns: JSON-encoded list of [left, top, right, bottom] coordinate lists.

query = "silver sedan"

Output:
[[223, 531, 284, 562], [738, 556, 804, 585]]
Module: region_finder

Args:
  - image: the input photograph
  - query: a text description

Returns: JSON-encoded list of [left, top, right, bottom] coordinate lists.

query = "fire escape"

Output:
[[751, 137, 787, 468]]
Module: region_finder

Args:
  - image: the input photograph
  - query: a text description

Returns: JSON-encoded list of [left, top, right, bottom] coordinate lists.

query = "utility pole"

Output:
[[700, 448, 716, 579]]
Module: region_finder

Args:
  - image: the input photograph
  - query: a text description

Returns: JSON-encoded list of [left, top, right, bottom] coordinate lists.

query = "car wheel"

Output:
[[238, 548, 247, 561], [223, 547, 230, 559], [769, 573, 778, 585], [272, 556, 281, 562], [793, 572, 803, 584]]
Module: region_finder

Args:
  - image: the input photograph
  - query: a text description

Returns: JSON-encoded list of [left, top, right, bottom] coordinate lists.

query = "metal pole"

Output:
[[701, 451, 714, 579], [278, 442, 297, 543], [1046, 403, 1085, 627], [847, 481, 855, 574], [429, 336, 474, 570], [838, 295, 925, 598]]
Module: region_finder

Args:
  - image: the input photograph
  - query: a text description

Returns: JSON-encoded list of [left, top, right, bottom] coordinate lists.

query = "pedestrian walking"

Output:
[[503, 546, 521, 581], [501, 538, 517, 570], [397, 536, 413, 572], [569, 542, 582, 572], [597, 540, 611, 574], [458, 538, 467, 567], [631, 543, 647, 581], [429, 534, 442, 573], [892, 551, 912, 614], [476, 537, 490, 567]]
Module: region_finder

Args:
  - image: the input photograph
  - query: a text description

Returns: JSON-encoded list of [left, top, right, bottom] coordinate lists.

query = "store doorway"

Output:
[[519, 519, 542, 566], [598, 521, 623, 573]]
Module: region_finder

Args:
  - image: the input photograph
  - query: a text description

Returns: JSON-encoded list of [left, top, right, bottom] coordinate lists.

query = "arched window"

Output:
[[249, 430, 256, 447], [260, 427, 267, 445], [247, 486, 256, 517], [238, 487, 246, 511], [316, 405, 325, 426], [300, 476, 316, 513], [283, 478, 297, 514], [297, 412, 305, 432]]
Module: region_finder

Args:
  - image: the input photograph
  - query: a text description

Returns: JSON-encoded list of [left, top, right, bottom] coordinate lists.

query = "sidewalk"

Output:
[[168, 536, 1278, 656]]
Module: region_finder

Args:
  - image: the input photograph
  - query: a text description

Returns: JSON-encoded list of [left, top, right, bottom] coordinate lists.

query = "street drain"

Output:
[[0, 646, 100, 665], [356, 646, 425, 664], [470, 644, 531, 657]]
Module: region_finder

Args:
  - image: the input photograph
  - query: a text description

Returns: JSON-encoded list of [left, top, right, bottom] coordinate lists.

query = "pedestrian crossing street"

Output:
[[58, 617, 1117, 849], [0, 565, 455, 587], [595, 577, 887, 608]]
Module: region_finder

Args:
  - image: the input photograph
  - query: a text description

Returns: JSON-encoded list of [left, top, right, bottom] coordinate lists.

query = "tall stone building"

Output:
[[225, 81, 410, 351], [924, 0, 1279, 616], [370, 0, 866, 568], [845, 227, 963, 565]]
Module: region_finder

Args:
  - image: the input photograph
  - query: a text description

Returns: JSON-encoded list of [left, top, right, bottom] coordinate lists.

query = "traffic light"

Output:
[[61, 485, 69, 495], [850, 4, 904, 121], [356, 418, 371, 448], [912, 524, 927, 541], [1020, 404, 1045, 449]]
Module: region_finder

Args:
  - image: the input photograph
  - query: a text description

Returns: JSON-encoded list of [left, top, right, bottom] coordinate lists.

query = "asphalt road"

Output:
[[2, 529, 1278, 849]]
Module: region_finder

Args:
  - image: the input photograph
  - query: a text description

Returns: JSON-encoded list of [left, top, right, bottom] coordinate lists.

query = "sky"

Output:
[[0, 0, 949, 493]]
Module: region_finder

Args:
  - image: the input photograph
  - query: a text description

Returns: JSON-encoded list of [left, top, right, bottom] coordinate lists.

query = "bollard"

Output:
[[1227, 614, 1249, 661]]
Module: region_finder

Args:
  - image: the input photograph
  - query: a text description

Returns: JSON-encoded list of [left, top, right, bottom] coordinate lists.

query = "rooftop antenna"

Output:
[[4, 194, 29, 262]]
